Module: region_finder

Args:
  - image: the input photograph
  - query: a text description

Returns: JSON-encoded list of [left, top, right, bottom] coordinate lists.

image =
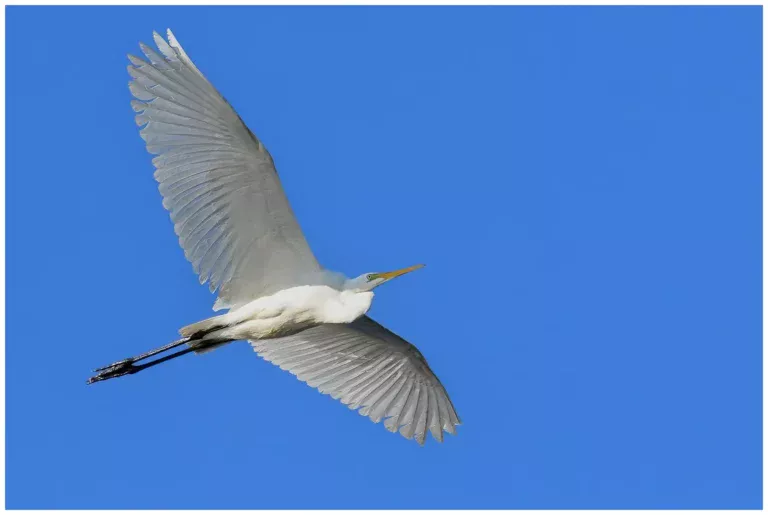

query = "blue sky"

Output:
[[6, 6, 761, 509]]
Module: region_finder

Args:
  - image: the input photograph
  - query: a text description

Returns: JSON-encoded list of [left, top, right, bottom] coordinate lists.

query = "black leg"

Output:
[[87, 338, 232, 385], [92, 337, 191, 372], [87, 346, 197, 384]]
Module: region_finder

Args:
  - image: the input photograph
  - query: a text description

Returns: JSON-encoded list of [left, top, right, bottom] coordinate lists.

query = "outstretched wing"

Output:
[[128, 29, 321, 310], [251, 316, 461, 445]]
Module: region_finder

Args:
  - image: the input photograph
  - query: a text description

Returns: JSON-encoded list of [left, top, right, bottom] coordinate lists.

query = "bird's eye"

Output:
[[366, 274, 374, 281]]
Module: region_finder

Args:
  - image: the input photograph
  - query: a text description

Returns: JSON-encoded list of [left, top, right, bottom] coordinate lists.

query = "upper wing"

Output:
[[251, 316, 461, 445], [128, 30, 321, 310]]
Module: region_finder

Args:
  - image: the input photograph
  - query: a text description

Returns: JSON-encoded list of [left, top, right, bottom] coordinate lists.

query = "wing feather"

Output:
[[384, 377, 414, 433], [251, 316, 460, 445], [363, 370, 407, 423], [129, 30, 321, 310], [398, 382, 421, 440]]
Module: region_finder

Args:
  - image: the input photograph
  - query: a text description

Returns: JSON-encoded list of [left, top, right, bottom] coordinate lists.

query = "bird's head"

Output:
[[344, 264, 425, 292]]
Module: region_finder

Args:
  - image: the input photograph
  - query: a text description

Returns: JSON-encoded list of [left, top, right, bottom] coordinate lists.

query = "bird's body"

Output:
[[88, 29, 460, 445], [183, 285, 374, 343]]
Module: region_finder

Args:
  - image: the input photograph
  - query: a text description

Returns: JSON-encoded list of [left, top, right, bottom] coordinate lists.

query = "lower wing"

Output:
[[250, 316, 460, 445]]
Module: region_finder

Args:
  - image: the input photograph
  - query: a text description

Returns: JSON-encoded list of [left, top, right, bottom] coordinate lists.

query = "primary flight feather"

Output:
[[89, 29, 460, 446]]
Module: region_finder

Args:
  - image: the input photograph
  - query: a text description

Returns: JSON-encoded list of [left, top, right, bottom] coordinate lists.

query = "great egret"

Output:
[[88, 29, 460, 445]]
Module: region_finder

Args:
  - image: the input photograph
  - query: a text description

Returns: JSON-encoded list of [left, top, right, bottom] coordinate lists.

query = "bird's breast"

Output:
[[216, 285, 373, 341], [321, 290, 374, 324]]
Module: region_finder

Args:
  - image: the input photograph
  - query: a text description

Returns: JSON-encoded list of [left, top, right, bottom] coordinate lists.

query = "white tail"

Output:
[[179, 314, 228, 338]]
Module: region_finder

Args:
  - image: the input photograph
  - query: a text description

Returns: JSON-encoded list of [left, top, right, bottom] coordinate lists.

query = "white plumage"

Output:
[[89, 29, 460, 446], [182, 285, 375, 342]]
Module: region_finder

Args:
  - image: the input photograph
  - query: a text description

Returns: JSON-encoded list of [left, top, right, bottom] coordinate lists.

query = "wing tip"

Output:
[[166, 28, 178, 47]]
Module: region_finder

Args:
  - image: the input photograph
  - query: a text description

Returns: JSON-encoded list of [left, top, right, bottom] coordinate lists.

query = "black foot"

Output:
[[87, 359, 138, 384], [93, 358, 133, 373]]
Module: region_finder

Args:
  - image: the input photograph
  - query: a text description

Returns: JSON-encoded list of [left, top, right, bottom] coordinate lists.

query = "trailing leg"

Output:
[[87, 337, 233, 385]]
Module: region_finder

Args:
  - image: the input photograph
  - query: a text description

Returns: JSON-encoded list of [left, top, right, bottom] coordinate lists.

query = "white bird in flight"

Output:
[[88, 29, 460, 445]]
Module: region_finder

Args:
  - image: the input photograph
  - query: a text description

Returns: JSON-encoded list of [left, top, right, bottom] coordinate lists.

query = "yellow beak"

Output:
[[376, 263, 425, 282]]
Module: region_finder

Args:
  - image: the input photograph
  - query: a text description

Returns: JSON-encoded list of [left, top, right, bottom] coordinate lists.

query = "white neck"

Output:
[[342, 276, 366, 291]]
